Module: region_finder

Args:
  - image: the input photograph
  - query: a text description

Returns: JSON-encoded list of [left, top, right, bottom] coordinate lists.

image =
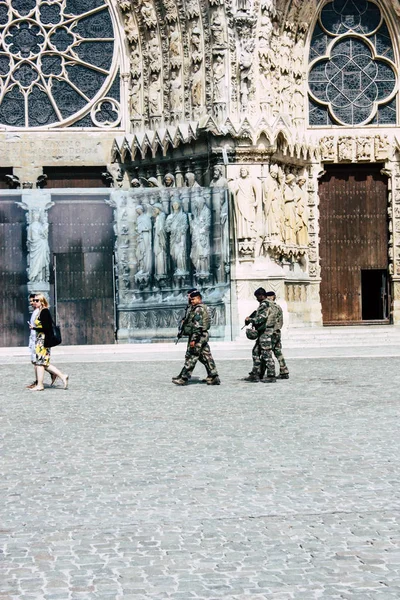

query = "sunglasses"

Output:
[[32, 299, 40, 302]]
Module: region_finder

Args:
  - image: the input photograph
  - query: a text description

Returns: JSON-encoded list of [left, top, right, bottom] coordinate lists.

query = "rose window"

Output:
[[308, 0, 397, 126], [0, 0, 121, 128]]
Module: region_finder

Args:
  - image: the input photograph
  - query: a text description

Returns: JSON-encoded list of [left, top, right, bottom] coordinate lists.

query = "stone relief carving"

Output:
[[229, 166, 259, 239], [135, 205, 153, 284], [152, 204, 168, 281], [165, 199, 189, 277], [190, 192, 211, 280]]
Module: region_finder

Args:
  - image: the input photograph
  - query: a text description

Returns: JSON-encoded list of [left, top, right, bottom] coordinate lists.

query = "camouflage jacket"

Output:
[[183, 303, 211, 339], [270, 301, 283, 331], [250, 300, 277, 334]]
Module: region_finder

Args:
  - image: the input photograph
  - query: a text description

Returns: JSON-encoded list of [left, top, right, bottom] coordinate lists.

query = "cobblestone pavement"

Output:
[[1, 353, 400, 599]]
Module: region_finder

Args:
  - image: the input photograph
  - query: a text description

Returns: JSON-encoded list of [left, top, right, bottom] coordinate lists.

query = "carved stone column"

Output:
[[16, 191, 54, 297]]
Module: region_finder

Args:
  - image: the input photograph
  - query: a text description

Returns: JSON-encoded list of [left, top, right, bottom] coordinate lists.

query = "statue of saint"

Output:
[[295, 177, 309, 247], [152, 204, 168, 278], [135, 205, 152, 275], [165, 199, 189, 275], [27, 210, 50, 283], [283, 174, 297, 245], [229, 167, 259, 238], [210, 165, 228, 188], [163, 173, 175, 187], [185, 172, 200, 188], [263, 164, 281, 240], [190, 194, 211, 276]]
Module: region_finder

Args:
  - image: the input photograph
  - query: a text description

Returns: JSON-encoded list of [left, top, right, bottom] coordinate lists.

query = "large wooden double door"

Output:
[[319, 164, 389, 324]]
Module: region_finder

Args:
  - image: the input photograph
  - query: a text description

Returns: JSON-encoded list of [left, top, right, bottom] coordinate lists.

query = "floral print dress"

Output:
[[34, 313, 51, 366]]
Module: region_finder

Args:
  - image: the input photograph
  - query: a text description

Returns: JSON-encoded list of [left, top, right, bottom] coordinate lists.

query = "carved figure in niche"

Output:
[[141, 0, 157, 28], [124, 12, 139, 43], [239, 40, 253, 110], [259, 55, 272, 116], [291, 82, 304, 122], [191, 62, 203, 108], [130, 48, 141, 78], [212, 54, 226, 103], [186, 0, 200, 18], [259, 13, 273, 51], [163, 173, 175, 187], [129, 77, 141, 117], [211, 11, 226, 46], [185, 172, 200, 188], [229, 167, 259, 239], [320, 135, 335, 161], [295, 176, 309, 247], [190, 193, 211, 277], [292, 38, 304, 79], [210, 165, 228, 188], [280, 29, 293, 75], [338, 137, 353, 161], [170, 70, 182, 113], [375, 134, 390, 160], [169, 22, 182, 64], [356, 137, 372, 161], [263, 164, 282, 240], [152, 203, 167, 279], [148, 71, 161, 115], [191, 26, 202, 56], [148, 30, 161, 71], [283, 173, 297, 245], [165, 199, 189, 275], [135, 205, 152, 276], [131, 178, 141, 187], [27, 210, 50, 283]]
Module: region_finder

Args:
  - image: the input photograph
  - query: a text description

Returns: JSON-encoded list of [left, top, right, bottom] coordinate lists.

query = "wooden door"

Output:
[[319, 164, 389, 324], [48, 197, 115, 345], [0, 196, 28, 346]]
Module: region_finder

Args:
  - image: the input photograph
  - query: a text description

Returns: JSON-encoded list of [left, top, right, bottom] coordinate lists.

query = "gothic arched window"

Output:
[[308, 0, 397, 126], [0, 0, 122, 129]]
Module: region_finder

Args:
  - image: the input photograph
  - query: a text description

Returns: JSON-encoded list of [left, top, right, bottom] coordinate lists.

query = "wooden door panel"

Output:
[[49, 199, 115, 345], [319, 165, 388, 324], [0, 198, 28, 346]]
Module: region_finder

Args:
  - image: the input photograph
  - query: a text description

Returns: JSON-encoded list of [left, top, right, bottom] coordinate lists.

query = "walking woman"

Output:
[[29, 294, 69, 392]]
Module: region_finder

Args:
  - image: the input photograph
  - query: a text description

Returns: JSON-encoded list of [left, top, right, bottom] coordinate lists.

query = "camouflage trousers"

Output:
[[271, 331, 289, 375], [180, 332, 218, 380], [251, 331, 275, 379]]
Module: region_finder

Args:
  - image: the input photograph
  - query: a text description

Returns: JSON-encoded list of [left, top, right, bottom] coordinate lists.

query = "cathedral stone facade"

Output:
[[1, 0, 400, 345]]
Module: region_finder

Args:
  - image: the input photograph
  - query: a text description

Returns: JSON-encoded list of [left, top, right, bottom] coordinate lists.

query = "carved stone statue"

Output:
[[229, 167, 259, 239], [263, 164, 281, 240], [283, 173, 297, 245], [141, 0, 157, 28], [27, 210, 50, 283], [191, 62, 202, 108], [152, 204, 167, 279], [169, 22, 182, 65], [170, 70, 182, 113], [220, 189, 229, 271], [148, 71, 161, 115], [163, 173, 175, 187], [165, 199, 189, 275], [185, 172, 200, 188], [212, 54, 226, 103], [211, 11, 226, 46], [135, 205, 152, 276], [190, 194, 211, 277], [295, 176, 309, 247], [210, 165, 228, 188]]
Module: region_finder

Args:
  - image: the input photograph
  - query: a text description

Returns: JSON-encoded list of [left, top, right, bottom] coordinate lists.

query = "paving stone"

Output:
[[1, 355, 400, 598]]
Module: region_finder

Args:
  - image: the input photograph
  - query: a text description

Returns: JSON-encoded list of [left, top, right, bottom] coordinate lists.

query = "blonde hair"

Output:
[[35, 293, 49, 308]]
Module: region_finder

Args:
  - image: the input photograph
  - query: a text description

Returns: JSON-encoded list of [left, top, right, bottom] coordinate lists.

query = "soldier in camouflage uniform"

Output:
[[265, 291, 289, 379], [172, 291, 220, 386], [244, 287, 277, 383]]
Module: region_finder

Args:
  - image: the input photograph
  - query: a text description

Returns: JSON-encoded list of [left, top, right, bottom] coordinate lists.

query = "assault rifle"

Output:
[[241, 310, 257, 330], [175, 318, 185, 344]]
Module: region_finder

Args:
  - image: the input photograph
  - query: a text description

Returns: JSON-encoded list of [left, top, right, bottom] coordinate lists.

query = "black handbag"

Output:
[[48, 319, 62, 347]]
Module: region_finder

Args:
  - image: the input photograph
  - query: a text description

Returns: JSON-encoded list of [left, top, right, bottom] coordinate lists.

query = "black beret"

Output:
[[254, 287, 267, 297], [189, 291, 202, 299], [265, 291, 276, 297], [187, 288, 198, 294]]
